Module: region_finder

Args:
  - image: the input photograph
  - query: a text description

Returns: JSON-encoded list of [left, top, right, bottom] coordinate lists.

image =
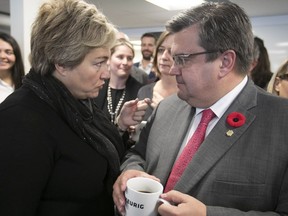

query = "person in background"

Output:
[[113, 2, 288, 216], [130, 65, 149, 85], [134, 32, 157, 83], [94, 38, 148, 138], [0, 0, 147, 215], [267, 59, 288, 98], [129, 31, 177, 143], [95, 38, 144, 124], [116, 31, 148, 85], [137, 31, 177, 121], [0, 32, 25, 103], [249, 36, 273, 89]]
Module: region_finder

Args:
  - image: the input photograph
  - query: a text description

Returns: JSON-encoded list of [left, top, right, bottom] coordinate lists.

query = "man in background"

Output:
[[134, 32, 157, 83]]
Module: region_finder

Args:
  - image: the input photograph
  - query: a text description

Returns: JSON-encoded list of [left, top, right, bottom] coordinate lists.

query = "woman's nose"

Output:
[[122, 58, 128, 64]]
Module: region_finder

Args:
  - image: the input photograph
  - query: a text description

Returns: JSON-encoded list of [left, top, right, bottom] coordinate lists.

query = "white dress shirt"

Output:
[[0, 79, 14, 103]]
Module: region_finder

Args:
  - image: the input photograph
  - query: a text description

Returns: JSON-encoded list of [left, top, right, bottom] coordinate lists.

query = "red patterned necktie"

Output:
[[164, 109, 215, 192]]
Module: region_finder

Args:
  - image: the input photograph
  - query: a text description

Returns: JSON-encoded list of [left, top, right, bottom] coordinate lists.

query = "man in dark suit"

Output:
[[113, 2, 288, 216]]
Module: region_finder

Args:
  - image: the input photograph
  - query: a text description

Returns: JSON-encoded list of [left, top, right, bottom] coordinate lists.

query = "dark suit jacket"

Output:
[[121, 79, 288, 215], [130, 66, 148, 85], [137, 82, 155, 120], [134, 62, 156, 83], [0, 87, 115, 216]]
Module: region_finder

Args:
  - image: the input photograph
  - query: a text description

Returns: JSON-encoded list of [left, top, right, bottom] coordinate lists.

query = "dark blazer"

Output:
[[121, 79, 288, 215], [0, 87, 115, 216]]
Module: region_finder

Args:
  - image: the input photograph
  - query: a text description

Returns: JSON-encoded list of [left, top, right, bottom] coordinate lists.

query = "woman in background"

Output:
[[130, 31, 177, 142], [137, 31, 177, 120], [95, 38, 145, 125], [0, 32, 25, 103], [267, 59, 288, 98], [0, 0, 147, 215], [95, 38, 148, 148]]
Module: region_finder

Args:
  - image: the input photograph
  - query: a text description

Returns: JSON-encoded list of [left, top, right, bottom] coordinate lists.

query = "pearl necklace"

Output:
[[107, 86, 126, 124]]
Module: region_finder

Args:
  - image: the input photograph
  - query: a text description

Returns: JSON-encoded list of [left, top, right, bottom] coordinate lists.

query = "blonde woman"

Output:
[[95, 38, 145, 125]]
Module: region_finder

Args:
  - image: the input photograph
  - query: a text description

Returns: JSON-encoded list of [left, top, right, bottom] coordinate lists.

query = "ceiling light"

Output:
[[145, 0, 205, 11], [269, 50, 287, 54], [276, 42, 288, 47]]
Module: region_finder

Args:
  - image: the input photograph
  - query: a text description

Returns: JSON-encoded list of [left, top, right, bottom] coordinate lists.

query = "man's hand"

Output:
[[158, 190, 206, 216]]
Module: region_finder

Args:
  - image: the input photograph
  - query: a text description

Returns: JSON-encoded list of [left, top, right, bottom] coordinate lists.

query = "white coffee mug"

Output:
[[125, 177, 163, 216]]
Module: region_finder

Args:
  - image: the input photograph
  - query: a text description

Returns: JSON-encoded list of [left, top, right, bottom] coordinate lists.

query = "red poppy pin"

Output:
[[226, 112, 246, 137]]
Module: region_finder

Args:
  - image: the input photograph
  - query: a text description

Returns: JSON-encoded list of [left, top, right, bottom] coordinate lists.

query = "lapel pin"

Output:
[[226, 130, 234, 137], [226, 112, 246, 137]]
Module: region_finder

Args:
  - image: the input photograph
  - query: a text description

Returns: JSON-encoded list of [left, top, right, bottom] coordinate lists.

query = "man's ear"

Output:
[[219, 50, 236, 78]]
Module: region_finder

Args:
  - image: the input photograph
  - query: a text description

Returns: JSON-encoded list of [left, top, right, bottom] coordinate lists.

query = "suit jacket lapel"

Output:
[[174, 79, 258, 193]]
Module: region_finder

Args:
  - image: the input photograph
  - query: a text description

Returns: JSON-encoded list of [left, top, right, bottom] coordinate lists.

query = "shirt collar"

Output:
[[195, 76, 248, 118]]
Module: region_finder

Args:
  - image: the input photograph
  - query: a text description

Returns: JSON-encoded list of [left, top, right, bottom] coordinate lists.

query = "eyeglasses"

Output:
[[172, 50, 218, 67], [278, 74, 288, 80]]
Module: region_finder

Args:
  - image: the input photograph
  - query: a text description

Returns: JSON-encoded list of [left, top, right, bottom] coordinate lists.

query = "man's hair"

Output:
[[141, 33, 157, 42], [166, 2, 254, 74], [30, 0, 116, 75]]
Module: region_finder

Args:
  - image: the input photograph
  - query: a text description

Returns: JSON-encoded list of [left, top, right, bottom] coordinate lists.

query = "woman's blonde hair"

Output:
[[267, 59, 288, 95], [110, 38, 135, 57], [30, 0, 116, 75]]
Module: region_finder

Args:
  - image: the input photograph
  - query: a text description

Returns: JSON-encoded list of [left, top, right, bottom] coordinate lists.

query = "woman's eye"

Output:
[[117, 55, 125, 60], [158, 48, 165, 54], [6, 50, 14, 55]]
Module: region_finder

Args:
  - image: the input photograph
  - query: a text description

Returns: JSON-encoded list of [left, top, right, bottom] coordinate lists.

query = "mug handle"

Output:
[[158, 198, 173, 205]]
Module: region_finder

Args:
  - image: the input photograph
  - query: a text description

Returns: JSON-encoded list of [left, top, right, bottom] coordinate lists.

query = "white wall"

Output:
[[10, 0, 44, 73]]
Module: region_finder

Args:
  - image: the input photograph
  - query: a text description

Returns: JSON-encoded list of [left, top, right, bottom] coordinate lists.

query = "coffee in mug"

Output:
[[125, 177, 163, 216]]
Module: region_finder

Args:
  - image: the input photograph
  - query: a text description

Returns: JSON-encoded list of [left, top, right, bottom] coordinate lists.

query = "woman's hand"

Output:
[[116, 98, 150, 130]]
